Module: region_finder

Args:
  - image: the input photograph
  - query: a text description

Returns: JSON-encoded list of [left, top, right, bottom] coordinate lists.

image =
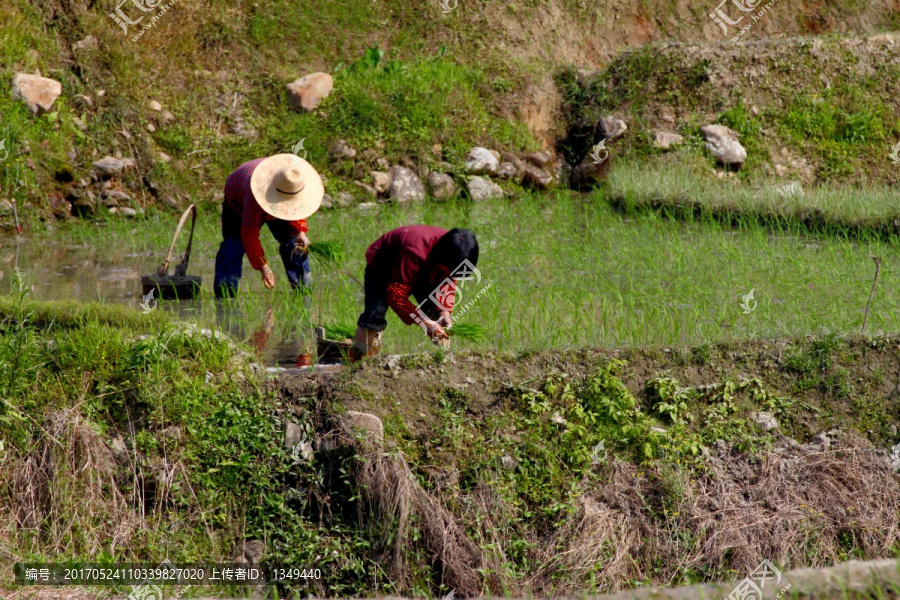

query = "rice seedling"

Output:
[[323, 323, 357, 340], [448, 322, 487, 343], [307, 240, 346, 264]]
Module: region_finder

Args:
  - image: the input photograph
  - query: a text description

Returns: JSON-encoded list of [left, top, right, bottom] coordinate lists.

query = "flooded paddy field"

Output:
[[3, 191, 900, 363]]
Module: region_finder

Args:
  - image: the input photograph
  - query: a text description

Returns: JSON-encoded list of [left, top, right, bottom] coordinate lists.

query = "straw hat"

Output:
[[250, 154, 324, 221]]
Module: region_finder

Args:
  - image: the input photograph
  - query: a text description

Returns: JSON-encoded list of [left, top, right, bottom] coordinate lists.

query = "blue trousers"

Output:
[[214, 203, 312, 298]]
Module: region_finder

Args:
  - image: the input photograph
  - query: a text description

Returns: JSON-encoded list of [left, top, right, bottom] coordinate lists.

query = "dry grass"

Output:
[[335, 428, 900, 598]]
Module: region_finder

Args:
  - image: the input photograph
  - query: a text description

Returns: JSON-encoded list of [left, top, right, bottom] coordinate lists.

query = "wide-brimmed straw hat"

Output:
[[250, 153, 324, 221]]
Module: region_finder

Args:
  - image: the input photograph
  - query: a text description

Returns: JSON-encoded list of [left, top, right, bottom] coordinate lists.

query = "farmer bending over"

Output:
[[352, 225, 479, 358], [214, 154, 323, 298]]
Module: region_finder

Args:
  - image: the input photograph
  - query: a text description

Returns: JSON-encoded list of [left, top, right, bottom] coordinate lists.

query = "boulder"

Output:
[[320, 193, 334, 209], [598, 116, 627, 141], [371, 171, 391, 194], [72, 35, 99, 52], [497, 162, 518, 179], [102, 190, 131, 206], [284, 422, 304, 449], [354, 181, 377, 197], [427, 172, 457, 200], [523, 150, 552, 168], [569, 158, 611, 191], [334, 191, 354, 208], [342, 411, 384, 439], [754, 411, 779, 432], [701, 124, 747, 166], [465, 176, 503, 201], [160, 110, 175, 125], [465, 147, 499, 176], [520, 164, 553, 190], [118, 206, 137, 217], [388, 166, 425, 203], [329, 139, 357, 159], [652, 130, 684, 150], [12, 73, 62, 116], [148, 99, 162, 112], [93, 157, 125, 178], [286, 72, 334, 112], [500, 151, 526, 176]]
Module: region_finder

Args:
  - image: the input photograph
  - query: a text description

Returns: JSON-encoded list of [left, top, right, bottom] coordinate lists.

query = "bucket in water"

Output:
[[141, 204, 202, 300]]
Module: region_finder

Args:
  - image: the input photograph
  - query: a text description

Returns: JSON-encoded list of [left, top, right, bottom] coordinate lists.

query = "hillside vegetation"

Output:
[[0, 0, 899, 226]]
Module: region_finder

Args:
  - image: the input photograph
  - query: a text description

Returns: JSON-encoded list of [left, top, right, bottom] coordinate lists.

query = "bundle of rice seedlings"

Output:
[[307, 241, 345, 263], [448, 322, 487, 342], [323, 323, 357, 340]]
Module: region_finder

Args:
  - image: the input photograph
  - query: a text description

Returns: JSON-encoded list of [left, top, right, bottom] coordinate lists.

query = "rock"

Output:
[[701, 124, 747, 166], [93, 157, 125, 178], [0, 199, 12, 213], [118, 206, 137, 217], [334, 191, 354, 208], [500, 151, 526, 176], [342, 411, 384, 439], [598, 116, 627, 141], [110, 437, 128, 461], [146, 122, 157, 133], [551, 412, 567, 425], [891, 443, 900, 473], [233, 540, 266, 565], [72, 35, 99, 52], [72, 196, 95, 217], [520, 164, 554, 190], [354, 181, 377, 197], [320, 193, 334, 209], [357, 202, 378, 211], [427, 172, 457, 200], [653, 130, 684, 150], [12, 73, 62, 116], [286, 72, 334, 112], [49, 193, 71, 218], [465, 147, 499, 176], [754, 411, 779, 432], [500, 455, 517, 471], [149, 100, 162, 111], [102, 190, 131, 206], [160, 110, 175, 124], [158, 152, 171, 163], [161, 195, 181, 210], [569, 158, 611, 191], [776, 182, 804, 198], [431, 143, 442, 156], [497, 162, 518, 179], [328, 139, 357, 159], [371, 171, 391, 194], [388, 166, 425, 203], [108, 207, 118, 215], [465, 176, 503, 201], [523, 150, 552, 168], [284, 422, 304, 449]]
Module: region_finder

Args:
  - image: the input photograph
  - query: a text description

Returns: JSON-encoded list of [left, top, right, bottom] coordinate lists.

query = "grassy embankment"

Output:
[[4, 286, 900, 597]]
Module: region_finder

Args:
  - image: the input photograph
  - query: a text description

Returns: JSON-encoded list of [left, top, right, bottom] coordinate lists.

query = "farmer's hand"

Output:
[[423, 318, 447, 341], [261, 264, 276, 290], [295, 232, 311, 253], [437, 311, 453, 329]]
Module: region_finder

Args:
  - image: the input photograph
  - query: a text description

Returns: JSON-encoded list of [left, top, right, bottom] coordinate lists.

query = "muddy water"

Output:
[[0, 234, 322, 366]]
